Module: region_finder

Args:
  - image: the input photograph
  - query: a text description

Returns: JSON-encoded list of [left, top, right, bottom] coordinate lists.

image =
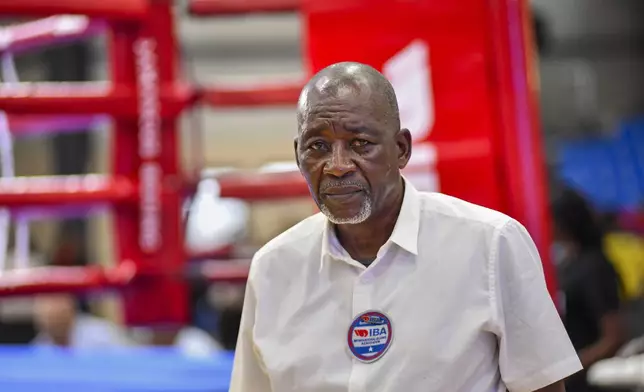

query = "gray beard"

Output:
[[319, 196, 373, 225]]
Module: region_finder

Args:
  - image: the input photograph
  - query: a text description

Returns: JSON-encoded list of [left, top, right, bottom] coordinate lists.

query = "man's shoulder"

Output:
[[253, 213, 326, 262], [417, 191, 513, 231]]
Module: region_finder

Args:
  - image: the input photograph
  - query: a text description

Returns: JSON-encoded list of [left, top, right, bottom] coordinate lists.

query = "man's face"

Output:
[[295, 90, 409, 224]]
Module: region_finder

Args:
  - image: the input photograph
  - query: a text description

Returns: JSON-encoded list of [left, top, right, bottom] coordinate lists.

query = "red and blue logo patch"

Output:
[[347, 311, 393, 363]]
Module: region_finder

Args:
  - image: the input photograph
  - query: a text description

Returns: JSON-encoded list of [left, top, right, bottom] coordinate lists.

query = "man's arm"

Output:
[[493, 220, 582, 391], [579, 311, 623, 367], [229, 276, 272, 392], [578, 259, 624, 367]]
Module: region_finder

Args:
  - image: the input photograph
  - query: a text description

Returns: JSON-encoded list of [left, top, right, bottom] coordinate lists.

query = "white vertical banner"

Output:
[[384, 40, 439, 192], [383, 39, 435, 141]]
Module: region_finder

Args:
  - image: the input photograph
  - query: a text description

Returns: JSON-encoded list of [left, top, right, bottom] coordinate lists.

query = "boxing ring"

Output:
[[0, 0, 552, 390]]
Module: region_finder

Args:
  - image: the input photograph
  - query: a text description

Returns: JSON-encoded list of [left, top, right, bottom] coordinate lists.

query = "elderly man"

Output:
[[230, 62, 582, 391]]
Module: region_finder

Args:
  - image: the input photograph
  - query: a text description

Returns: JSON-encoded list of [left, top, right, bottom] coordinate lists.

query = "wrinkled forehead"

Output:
[[298, 83, 386, 130]]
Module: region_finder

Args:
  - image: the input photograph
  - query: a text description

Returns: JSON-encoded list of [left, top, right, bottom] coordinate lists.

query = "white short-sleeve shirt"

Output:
[[230, 179, 582, 392]]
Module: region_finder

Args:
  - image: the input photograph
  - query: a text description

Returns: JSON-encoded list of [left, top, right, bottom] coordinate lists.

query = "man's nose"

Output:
[[323, 144, 356, 178]]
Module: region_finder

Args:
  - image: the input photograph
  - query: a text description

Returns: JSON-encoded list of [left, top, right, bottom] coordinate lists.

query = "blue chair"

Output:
[[559, 138, 621, 209], [558, 125, 644, 211], [619, 117, 644, 205]]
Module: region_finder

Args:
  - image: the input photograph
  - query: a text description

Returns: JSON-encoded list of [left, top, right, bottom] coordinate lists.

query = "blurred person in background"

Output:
[[216, 304, 242, 351], [601, 212, 644, 342], [139, 301, 243, 355], [552, 189, 625, 392], [133, 284, 225, 357], [0, 244, 47, 344], [141, 326, 222, 357], [618, 206, 644, 237], [601, 212, 644, 302], [32, 293, 130, 349]]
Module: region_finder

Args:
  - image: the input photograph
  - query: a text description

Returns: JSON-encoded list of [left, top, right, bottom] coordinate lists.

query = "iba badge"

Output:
[[347, 311, 393, 363]]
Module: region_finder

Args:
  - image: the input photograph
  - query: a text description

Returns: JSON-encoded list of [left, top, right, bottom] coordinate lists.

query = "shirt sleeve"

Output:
[[492, 219, 582, 392], [229, 265, 272, 392]]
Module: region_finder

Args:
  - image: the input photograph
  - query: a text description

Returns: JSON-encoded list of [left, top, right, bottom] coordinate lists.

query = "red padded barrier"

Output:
[[201, 81, 304, 108], [7, 115, 105, 136], [189, 0, 299, 15], [0, 263, 136, 297], [0, 0, 149, 20], [0, 175, 136, 206], [0, 16, 106, 54], [0, 82, 195, 118]]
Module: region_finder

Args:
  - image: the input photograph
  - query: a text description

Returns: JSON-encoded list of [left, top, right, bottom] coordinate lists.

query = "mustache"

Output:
[[319, 180, 369, 193]]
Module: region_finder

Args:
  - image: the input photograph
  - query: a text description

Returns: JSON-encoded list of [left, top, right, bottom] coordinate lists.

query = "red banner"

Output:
[[303, 0, 556, 297]]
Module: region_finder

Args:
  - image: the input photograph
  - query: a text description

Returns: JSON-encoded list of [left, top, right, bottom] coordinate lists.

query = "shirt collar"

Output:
[[320, 176, 421, 268]]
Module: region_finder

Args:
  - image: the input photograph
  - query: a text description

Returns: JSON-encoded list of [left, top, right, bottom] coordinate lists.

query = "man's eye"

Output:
[[351, 139, 370, 148], [309, 141, 327, 151]]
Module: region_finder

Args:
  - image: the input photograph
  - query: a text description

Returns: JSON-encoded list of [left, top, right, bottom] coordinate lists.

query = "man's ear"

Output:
[[396, 128, 412, 169], [293, 136, 301, 169]]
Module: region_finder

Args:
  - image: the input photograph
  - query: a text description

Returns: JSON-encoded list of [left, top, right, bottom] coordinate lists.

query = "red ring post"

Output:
[[110, 0, 188, 326], [0, 0, 191, 325]]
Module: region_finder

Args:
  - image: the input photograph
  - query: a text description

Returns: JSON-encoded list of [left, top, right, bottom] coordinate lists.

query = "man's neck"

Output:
[[334, 179, 405, 263]]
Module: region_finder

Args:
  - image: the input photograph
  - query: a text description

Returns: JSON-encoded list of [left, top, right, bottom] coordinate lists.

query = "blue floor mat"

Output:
[[0, 345, 234, 391]]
